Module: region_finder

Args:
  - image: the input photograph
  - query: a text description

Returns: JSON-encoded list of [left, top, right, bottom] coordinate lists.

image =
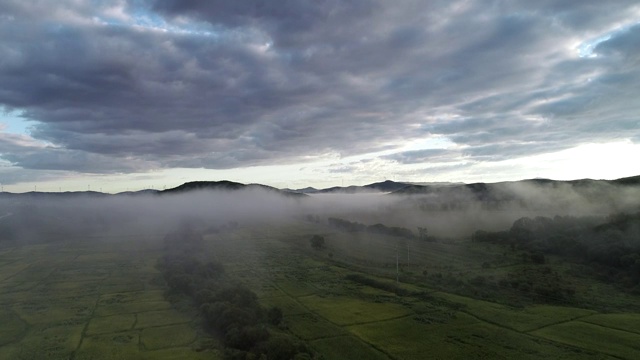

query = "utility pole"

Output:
[[407, 243, 410, 265], [396, 244, 399, 285]]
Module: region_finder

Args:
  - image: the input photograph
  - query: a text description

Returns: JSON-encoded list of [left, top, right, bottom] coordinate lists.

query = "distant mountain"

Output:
[[363, 180, 410, 192], [294, 180, 411, 194], [2, 175, 639, 202], [609, 175, 640, 186], [318, 185, 367, 194], [0, 191, 110, 200], [160, 180, 306, 197], [281, 187, 319, 194], [161, 180, 246, 193], [391, 176, 640, 196], [115, 189, 160, 196], [389, 176, 640, 211], [404, 181, 465, 186]]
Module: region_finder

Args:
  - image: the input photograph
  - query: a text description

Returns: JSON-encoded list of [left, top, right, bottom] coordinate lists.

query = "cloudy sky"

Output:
[[1, 1, 639, 192]]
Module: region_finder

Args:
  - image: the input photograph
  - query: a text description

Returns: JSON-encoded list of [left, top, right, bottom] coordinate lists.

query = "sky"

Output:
[[1, 0, 640, 193]]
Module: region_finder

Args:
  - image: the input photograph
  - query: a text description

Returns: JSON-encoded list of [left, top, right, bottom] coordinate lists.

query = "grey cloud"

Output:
[[2, 149, 150, 173], [151, 0, 378, 47], [0, 0, 638, 176], [328, 166, 357, 174], [498, 0, 640, 31], [396, 161, 473, 176], [594, 24, 640, 58], [382, 148, 457, 164], [462, 142, 570, 161], [0, 132, 155, 173], [30, 128, 219, 157], [0, 165, 70, 185]]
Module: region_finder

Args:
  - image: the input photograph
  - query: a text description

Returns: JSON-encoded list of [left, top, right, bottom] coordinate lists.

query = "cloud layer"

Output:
[[0, 0, 639, 185]]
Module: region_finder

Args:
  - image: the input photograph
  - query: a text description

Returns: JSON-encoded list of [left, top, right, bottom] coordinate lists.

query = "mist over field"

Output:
[[2, 178, 640, 243], [2, 0, 640, 358], [2, 178, 640, 359]]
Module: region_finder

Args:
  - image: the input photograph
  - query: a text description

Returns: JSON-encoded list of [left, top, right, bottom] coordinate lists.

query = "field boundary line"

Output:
[[575, 319, 640, 337], [69, 294, 101, 360], [0, 262, 33, 282], [461, 310, 626, 360], [310, 334, 397, 360], [530, 328, 629, 360], [131, 313, 138, 330], [341, 313, 415, 327], [306, 334, 350, 341], [524, 313, 598, 333], [271, 276, 398, 359]]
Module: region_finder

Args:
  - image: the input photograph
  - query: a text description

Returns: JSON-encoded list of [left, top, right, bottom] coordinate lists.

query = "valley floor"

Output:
[[1, 223, 639, 359]]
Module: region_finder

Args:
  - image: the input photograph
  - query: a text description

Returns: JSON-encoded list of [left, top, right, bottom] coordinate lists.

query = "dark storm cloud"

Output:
[[0, 0, 638, 175]]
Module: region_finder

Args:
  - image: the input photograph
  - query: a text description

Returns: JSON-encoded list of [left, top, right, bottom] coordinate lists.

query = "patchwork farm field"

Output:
[[1, 221, 640, 359], [0, 237, 218, 360], [200, 224, 640, 359]]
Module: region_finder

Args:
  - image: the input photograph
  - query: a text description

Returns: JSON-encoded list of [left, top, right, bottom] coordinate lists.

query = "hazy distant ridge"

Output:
[[1, 176, 639, 200], [159, 180, 306, 198]]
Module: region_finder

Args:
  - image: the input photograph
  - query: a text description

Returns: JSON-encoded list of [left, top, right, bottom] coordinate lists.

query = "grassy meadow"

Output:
[[1, 218, 639, 359], [0, 237, 217, 360]]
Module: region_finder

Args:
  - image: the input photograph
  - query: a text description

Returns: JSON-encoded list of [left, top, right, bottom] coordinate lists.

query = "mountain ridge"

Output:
[[1, 175, 639, 198]]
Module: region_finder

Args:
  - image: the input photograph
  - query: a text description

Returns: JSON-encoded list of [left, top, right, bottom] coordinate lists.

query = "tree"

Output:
[[310, 235, 325, 250], [418, 227, 428, 241], [530, 251, 546, 264], [267, 306, 283, 325]]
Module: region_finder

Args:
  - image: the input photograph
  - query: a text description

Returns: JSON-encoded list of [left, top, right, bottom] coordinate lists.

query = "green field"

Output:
[[286, 313, 347, 340], [1, 221, 640, 359], [580, 313, 640, 334], [532, 321, 640, 359], [434, 292, 597, 332], [311, 335, 391, 360], [349, 317, 614, 360], [0, 238, 216, 359]]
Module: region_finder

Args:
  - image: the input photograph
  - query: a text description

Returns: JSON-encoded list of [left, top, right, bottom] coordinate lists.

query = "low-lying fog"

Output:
[[2, 180, 639, 244]]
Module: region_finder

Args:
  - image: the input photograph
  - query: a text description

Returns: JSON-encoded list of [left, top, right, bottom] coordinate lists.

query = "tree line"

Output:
[[158, 224, 314, 360], [472, 211, 640, 292], [327, 217, 415, 238]]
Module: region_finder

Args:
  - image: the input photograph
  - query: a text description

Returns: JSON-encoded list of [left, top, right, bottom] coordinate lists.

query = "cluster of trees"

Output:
[[344, 273, 466, 312], [327, 217, 415, 238], [159, 226, 314, 360], [309, 235, 325, 250], [472, 211, 640, 291], [344, 274, 411, 296], [502, 266, 575, 302]]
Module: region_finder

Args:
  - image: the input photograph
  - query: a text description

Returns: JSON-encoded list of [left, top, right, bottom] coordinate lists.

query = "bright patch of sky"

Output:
[[2, 140, 638, 193], [400, 136, 457, 152], [95, 3, 218, 37], [0, 108, 32, 135], [578, 21, 640, 57], [477, 140, 640, 182], [578, 35, 612, 58]]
